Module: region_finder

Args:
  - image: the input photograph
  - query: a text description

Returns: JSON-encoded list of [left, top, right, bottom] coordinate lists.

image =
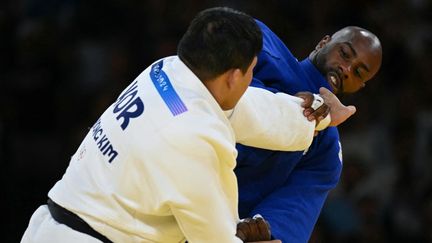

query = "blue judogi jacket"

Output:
[[235, 20, 343, 243]]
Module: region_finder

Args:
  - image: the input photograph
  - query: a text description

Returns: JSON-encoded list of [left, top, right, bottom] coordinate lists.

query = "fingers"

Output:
[[319, 87, 333, 97], [254, 216, 271, 240], [298, 88, 358, 128], [318, 87, 357, 127], [236, 218, 252, 241], [328, 104, 356, 127], [303, 107, 313, 117], [347, 105, 357, 115], [295, 91, 313, 108], [296, 91, 330, 124], [319, 87, 335, 102], [307, 103, 330, 123], [236, 216, 272, 242]]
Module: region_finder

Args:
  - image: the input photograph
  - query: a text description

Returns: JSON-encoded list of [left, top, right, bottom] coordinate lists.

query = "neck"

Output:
[[202, 73, 230, 110]]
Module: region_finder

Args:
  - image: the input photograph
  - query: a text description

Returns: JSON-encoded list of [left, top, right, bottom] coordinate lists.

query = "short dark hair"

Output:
[[177, 7, 262, 81]]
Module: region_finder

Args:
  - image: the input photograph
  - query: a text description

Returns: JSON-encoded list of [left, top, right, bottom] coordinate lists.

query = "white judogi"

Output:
[[21, 56, 315, 243]]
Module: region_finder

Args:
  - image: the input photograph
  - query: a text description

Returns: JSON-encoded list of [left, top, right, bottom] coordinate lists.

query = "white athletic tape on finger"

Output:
[[253, 214, 263, 219], [311, 94, 324, 110]]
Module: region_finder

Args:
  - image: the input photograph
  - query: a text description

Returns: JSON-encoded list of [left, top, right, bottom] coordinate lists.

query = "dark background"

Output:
[[2, 0, 432, 242]]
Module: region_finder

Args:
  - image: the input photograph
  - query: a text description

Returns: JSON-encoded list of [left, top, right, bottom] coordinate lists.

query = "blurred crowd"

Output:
[[1, 0, 431, 242]]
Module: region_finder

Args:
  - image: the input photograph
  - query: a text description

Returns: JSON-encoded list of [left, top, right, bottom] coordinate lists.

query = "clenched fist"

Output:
[[236, 215, 272, 242]]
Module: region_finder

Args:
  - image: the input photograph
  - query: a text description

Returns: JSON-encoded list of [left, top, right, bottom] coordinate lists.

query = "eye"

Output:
[[339, 47, 350, 59], [355, 68, 362, 78]]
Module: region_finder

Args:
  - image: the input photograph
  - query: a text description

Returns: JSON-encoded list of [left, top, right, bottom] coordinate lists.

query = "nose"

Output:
[[339, 63, 352, 80]]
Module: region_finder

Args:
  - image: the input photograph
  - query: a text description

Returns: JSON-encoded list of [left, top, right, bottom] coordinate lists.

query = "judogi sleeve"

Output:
[[229, 85, 316, 151], [154, 120, 243, 243]]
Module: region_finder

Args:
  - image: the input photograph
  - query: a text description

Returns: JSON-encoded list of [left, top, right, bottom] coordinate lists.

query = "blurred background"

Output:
[[1, 0, 431, 242]]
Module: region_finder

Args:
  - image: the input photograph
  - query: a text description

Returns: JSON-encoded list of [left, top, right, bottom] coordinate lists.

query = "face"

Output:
[[312, 28, 382, 94], [224, 56, 257, 110]]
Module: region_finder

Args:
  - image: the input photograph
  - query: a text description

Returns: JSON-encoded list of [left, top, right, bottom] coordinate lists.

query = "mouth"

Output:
[[327, 71, 341, 93]]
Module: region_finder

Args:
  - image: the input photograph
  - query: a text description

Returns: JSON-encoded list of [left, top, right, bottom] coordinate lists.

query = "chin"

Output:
[[223, 105, 235, 111]]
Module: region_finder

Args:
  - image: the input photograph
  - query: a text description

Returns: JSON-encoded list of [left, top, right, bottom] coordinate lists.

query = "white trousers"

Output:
[[21, 205, 102, 243]]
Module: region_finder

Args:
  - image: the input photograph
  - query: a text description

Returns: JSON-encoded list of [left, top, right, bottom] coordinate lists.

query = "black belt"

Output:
[[47, 198, 113, 243]]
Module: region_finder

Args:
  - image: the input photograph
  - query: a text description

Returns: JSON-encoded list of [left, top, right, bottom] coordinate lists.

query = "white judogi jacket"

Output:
[[46, 56, 315, 242]]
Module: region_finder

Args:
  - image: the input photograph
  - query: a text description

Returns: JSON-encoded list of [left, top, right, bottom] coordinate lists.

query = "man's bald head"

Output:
[[310, 26, 382, 94]]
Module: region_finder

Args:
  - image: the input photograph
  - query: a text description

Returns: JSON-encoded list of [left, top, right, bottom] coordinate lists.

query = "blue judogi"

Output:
[[235, 20, 343, 243]]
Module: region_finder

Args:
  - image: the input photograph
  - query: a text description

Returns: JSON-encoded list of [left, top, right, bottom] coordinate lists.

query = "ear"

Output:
[[227, 68, 243, 90], [315, 35, 331, 50]]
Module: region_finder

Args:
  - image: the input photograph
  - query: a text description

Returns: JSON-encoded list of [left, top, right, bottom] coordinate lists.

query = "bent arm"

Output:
[[246, 129, 343, 242]]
